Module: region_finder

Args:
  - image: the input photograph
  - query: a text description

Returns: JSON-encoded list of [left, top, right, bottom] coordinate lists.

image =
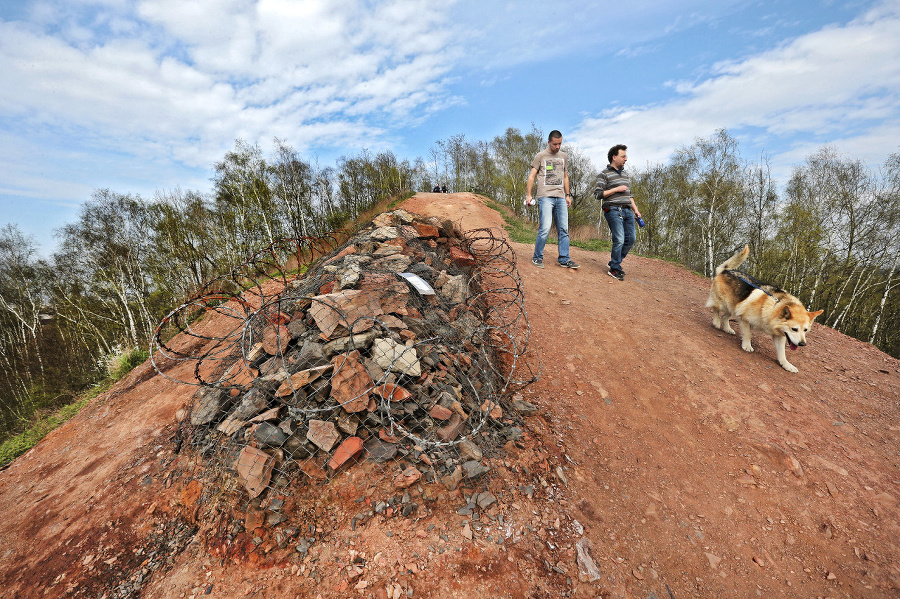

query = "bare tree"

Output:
[[670, 129, 746, 276]]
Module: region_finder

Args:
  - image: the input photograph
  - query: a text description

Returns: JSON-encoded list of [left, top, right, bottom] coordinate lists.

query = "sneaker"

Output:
[[532, 257, 544, 268], [607, 268, 624, 281], [558, 259, 580, 269]]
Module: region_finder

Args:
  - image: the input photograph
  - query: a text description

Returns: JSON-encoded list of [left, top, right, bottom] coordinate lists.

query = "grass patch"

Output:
[[484, 200, 537, 244], [106, 346, 150, 382], [0, 347, 147, 469], [387, 190, 415, 211], [569, 223, 611, 252], [0, 395, 91, 469], [571, 238, 611, 252], [485, 200, 611, 252]]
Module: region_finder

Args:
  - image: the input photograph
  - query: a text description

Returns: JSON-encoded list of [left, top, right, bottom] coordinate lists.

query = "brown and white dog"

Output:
[[706, 246, 823, 372]]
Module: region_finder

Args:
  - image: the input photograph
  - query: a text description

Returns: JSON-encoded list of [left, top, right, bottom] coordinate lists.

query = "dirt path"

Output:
[[408, 193, 900, 597], [1, 192, 898, 598]]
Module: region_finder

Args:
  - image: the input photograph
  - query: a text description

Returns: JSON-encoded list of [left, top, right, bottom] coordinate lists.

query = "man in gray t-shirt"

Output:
[[526, 130, 579, 269]]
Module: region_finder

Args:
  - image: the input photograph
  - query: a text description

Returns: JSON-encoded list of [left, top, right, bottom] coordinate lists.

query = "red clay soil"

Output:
[[1, 192, 899, 599]]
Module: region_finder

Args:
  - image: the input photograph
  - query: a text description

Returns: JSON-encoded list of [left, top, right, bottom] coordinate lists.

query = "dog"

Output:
[[706, 245, 823, 372]]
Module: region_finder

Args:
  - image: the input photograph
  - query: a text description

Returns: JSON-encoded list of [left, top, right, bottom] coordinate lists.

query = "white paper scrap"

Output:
[[397, 272, 435, 295]]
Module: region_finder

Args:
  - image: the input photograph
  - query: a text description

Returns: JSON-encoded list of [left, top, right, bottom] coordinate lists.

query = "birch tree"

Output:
[[670, 129, 745, 275]]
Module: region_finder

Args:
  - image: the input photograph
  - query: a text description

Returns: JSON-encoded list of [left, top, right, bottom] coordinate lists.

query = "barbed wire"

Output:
[[151, 208, 539, 503]]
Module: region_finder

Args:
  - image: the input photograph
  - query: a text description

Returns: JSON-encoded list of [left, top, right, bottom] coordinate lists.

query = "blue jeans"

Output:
[[533, 196, 570, 264], [604, 205, 635, 271]]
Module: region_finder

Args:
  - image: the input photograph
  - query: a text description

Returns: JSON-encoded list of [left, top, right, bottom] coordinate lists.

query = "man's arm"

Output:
[[525, 167, 538, 202], [592, 173, 606, 200], [631, 197, 641, 218], [564, 170, 571, 207]]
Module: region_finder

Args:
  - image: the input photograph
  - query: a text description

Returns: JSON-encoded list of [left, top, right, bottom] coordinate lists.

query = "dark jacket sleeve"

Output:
[[592, 172, 607, 200]]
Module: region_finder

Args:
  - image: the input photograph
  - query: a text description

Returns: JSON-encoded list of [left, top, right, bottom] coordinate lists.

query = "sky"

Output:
[[2, 0, 900, 254]]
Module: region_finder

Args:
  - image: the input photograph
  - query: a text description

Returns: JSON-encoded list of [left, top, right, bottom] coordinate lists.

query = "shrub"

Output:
[[102, 346, 150, 382]]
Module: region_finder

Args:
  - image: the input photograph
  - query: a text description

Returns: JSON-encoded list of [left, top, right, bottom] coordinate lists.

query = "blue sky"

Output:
[[2, 0, 899, 254]]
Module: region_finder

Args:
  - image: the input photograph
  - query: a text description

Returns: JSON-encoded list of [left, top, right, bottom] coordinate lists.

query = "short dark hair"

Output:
[[608, 144, 627, 164], [548, 130, 563, 142]]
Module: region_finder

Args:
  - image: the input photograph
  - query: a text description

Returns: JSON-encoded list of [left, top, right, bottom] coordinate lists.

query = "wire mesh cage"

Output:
[[151, 208, 539, 517]]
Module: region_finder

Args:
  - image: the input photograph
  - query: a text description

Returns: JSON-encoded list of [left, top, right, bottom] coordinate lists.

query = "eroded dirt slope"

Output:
[[1, 192, 898, 599]]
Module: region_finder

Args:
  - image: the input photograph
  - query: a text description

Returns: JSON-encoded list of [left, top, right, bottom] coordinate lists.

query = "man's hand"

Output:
[[615, 185, 629, 193]]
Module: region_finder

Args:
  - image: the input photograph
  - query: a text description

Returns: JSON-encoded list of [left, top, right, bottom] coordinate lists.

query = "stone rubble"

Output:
[[184, 208, 529, 515]]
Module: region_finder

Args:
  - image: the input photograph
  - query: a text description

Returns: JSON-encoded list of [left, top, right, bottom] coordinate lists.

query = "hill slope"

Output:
[[1, 192, 898, 599]]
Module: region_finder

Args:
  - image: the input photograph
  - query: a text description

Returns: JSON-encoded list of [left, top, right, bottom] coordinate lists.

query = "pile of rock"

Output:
[[182, 209, 531, 502]]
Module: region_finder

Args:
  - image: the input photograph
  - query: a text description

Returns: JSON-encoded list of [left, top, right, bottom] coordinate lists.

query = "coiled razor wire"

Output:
[[150, 209, 540, 500]]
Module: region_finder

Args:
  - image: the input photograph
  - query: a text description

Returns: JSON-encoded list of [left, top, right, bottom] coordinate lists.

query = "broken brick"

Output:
[[328, 437, 364, 471]]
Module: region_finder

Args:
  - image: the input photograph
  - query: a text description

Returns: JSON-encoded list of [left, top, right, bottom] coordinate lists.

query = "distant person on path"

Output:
[[441, 185, 448, 193], [593, 144, 642, 281], [527, 130, 579, 269], [432, 185, 440, 192]]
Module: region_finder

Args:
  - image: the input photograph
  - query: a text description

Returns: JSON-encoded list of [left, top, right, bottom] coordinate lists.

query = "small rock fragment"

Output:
[[575, 538, 602, 582]]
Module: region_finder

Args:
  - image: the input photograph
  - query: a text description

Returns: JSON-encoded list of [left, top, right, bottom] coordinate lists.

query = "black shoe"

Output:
[[532, 257, 544, 268], [607, 268, 624, 281], [558, 259, 580, 269]]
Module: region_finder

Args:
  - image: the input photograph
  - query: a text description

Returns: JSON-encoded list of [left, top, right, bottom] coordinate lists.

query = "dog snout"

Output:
[[798, 341, 806, 346]]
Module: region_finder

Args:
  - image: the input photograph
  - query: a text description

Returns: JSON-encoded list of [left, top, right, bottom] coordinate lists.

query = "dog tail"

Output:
[[715, 245, 750, 276]]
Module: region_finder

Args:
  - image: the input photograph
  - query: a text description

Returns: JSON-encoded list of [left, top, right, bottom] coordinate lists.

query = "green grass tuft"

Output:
[[106, 346, 150, 382], [0, 345, 147, 469], [484, 200, 538, 244], [484, 199, 612, 252], [0, 396, 91, 469], [571, 238, 611, 252], [387, 190, 415, 211]]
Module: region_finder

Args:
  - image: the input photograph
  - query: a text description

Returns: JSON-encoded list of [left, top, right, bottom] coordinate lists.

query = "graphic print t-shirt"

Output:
[[531, 149, 567, 199]]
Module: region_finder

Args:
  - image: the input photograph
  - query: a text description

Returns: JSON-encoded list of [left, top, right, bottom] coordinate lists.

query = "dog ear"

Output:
[[781, 305, 792, 320], [808, 309, 824, 320]]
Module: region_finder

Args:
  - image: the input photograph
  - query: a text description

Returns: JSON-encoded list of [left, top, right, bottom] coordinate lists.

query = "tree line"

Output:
[[628, 130, 900, 359], [0, 138, 419, 437], [1, 128, 898, 440]]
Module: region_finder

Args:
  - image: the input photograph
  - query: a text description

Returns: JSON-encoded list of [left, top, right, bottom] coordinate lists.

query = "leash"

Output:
[[729, 271, 780, 303]]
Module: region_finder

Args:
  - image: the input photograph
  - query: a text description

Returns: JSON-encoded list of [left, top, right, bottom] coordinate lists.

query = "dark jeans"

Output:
[[604, 205, 635, 271]]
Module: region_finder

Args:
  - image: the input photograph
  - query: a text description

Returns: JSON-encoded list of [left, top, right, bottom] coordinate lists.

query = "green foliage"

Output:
[[0, 395, 90, 469], [571, 238, 611, 253], [387, 190, 416, 211], [486, 126, 544, 207], [485, 199, 536, 244], [104, 346, 150, 382]]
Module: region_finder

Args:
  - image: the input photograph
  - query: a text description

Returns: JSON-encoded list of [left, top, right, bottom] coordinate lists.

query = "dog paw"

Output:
[[742, 343, 754, 353], [781, 362, 799, 373], [724, 326, 736, 335]]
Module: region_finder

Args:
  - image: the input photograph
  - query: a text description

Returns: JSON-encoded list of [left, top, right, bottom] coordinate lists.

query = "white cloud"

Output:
[[449, 0, 744, 70], [3, 0, 899, 242], [570, 1, 900, 171], [0, 0, 461, 172]]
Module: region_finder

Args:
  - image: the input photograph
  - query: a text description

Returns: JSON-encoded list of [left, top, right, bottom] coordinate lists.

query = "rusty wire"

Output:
[[151, 209, 539, 504]]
